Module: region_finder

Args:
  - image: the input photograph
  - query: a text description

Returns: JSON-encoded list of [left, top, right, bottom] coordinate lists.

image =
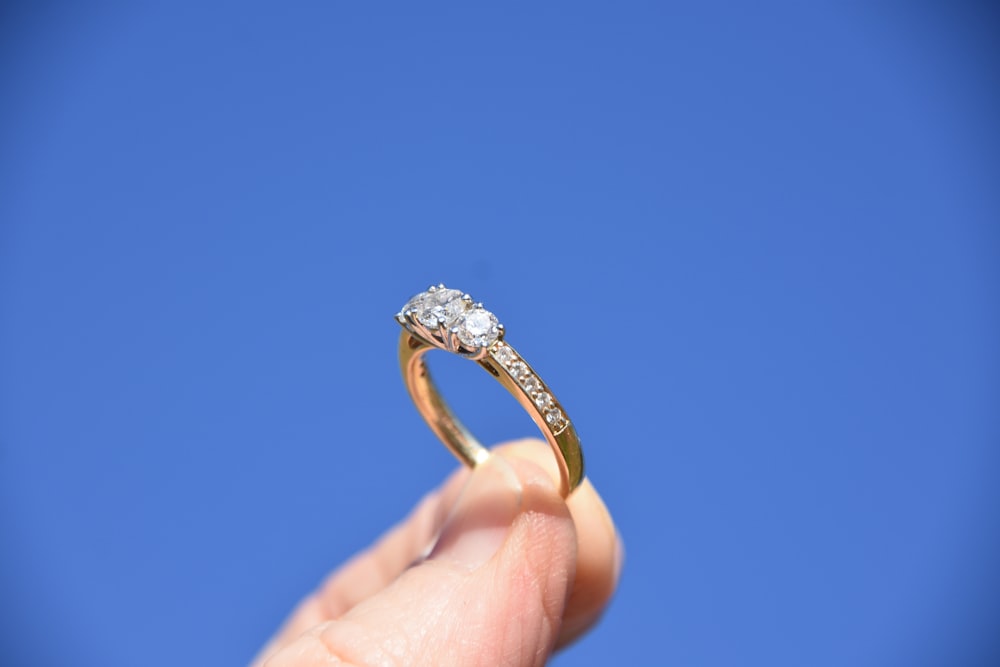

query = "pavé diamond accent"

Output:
[[494, 344, 517, 367], [545, 408, 567, 430], [534, 391, 553, 409], [521, 375, 542, 394], [507, 361, 528, 379]]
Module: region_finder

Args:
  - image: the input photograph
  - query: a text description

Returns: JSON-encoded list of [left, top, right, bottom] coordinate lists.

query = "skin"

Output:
[[252, 439, 623, 667]]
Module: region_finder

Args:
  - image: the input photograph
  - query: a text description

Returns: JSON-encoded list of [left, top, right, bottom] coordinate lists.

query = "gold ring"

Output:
[[396, 284, 584, 497]]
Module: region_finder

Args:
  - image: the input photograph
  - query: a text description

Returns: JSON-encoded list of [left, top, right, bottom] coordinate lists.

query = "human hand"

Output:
[[252, 439, 623, 667]]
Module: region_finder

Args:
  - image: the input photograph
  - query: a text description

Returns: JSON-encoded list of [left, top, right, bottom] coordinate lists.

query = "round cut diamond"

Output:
[[456, 307, 500, 349], [494, 345, 517, 367], [521, 375, 542, 394], [404, 288, 468, 329], [545, 408, 567, 430], [534, 391, 553, 409], [507, 361, 528, 379]]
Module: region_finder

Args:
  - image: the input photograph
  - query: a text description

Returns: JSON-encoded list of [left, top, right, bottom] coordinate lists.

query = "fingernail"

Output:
[[429, 454, 523, 569]]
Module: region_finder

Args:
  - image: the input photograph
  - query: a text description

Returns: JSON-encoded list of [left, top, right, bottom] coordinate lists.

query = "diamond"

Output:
[[404, 288, 468, 329], [534, 391, 553, 409], [507, 361, 528, 379], [545, 408, 567, 430], [494, 344, 517, 367], [456, 307, 500, 349], [521, 375, 542, 394]]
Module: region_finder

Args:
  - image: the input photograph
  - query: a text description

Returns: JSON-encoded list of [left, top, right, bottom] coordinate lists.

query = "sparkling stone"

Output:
[[534, 391, 553, 409], [521, 375, 542, 394], [507, 361, 528, 379], [456, 307, 500, 348], [545, 408, 567, 429], [404, 288, 468, 329], [494, 345, 517, 367]]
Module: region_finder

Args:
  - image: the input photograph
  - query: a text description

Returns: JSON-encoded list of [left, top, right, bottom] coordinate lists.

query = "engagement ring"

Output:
[[396, 285, 584, 497]]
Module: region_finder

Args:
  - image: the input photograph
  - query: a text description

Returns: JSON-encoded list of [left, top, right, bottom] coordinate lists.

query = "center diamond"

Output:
[[406, 288, 469, 329]]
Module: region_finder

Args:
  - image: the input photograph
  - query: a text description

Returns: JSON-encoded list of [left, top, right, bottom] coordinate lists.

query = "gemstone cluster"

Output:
[[398, 285, 501, 353]]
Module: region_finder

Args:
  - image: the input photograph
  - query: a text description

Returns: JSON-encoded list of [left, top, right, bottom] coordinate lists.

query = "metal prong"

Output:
[[446, 327, 463, 353], [461, 293, 473, 302], [496, 323, 505, 340], [465, 345, 489, 361], [406, 313, 438, 347], [436, 318, 450, 340]]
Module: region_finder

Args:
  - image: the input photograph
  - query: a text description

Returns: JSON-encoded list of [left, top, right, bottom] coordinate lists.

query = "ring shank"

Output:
[[399, 331, 584, 497]]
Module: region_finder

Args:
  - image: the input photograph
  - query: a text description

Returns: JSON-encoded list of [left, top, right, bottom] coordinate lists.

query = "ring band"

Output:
[[396, 285, 584, 497]]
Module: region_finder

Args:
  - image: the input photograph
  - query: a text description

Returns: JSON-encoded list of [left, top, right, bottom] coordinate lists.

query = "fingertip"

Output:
[[493, 438, 623, 648], [299, 451, 579, 666], [428, 454, 524, 569], [614, 532, 626, 585]]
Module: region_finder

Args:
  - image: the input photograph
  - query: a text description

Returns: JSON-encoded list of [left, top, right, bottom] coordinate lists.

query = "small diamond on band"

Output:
[[545, 408, 567, 430], [507, 361, 528, 380], [494, 344, 517, 367], [534, 391, 554, 410], [521, 375, 542, 394]]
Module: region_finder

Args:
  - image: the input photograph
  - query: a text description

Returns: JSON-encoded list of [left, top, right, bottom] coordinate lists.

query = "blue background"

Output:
[[2, 3, 998, 666]]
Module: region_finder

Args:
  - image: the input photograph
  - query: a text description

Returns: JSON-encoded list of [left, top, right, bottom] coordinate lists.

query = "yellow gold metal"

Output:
[[397, 323, 585, 498]]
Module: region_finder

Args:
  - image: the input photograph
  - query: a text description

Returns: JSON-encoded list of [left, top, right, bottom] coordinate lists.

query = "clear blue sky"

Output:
[[2, 3, 998, 665]]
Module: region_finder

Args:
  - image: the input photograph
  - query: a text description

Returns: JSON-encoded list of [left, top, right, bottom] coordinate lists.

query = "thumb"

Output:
[[263, 453, 576, 667]]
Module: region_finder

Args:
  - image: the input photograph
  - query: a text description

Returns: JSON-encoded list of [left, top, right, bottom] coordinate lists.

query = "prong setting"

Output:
[[397, 285, 503, 357]]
